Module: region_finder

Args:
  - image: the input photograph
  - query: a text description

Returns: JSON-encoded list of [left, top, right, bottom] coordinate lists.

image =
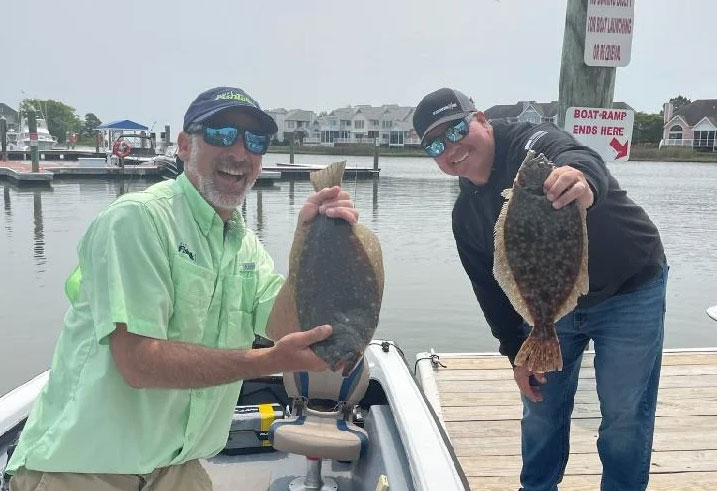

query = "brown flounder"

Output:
[[493, 150, 589, 372], [289, 161, 384, 374]]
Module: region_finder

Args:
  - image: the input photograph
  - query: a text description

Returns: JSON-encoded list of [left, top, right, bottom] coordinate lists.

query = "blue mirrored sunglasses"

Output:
[[190, 124, 270, 155], [422, 116, 472, 158]]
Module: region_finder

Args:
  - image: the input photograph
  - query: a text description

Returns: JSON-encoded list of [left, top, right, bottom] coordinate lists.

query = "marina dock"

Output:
[[420, 349, 717, 490]]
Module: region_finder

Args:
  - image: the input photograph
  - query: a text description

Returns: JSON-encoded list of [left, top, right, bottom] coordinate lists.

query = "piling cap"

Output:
[[413, 88, 476, 143], [183, 86, 278, 135]]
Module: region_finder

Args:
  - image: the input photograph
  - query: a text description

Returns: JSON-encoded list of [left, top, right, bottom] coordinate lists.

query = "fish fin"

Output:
[[501, 188, 513, 199], [310, 160, 346, 191], [514, 326, 563, 372], [493, 192, 534, 326], [352, 223, 384, 300]]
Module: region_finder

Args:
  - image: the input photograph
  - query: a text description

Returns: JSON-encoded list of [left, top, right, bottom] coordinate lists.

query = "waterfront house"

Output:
[[0, 103, 19, 130], [485, 100, 633, 126], [661, 99, 717, 151]]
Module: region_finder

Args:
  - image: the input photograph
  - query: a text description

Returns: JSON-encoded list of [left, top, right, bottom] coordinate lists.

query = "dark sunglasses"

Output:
[[422, 115, 473, 158], [188, 123, 271, 155]]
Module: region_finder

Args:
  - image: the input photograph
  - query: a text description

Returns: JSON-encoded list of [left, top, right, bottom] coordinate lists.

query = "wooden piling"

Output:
[[558, 0, 616, 129]]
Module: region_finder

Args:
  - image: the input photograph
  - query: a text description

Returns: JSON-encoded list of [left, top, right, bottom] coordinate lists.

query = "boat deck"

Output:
[[427, 349, 717, 490]]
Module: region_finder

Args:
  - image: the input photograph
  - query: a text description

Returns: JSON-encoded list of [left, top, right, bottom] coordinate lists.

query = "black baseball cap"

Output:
[[183, 86, 278, 135], [413, 88, 476, 142]]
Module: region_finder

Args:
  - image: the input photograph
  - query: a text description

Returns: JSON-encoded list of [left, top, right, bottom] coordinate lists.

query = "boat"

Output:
[[708, 305, 717, 322], [0, 341, 468, 490], [6, 118, 58, 151]]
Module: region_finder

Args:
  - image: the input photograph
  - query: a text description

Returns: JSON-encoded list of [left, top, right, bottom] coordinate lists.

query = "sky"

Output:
[[2, 0, 714, 136]]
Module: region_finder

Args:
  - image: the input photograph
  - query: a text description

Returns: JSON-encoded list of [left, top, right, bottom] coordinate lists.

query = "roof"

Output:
[[285, 109, 314, 122], [0, 103, 19, 120], [485, 100, 633, 120], [95, 120, 148, 131], [672, 99, 717, 126]]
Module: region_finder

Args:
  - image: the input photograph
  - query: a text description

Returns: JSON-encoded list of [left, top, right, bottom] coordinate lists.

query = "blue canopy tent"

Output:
[[94, 120, 151, 153], [96, 120, 149, 131]]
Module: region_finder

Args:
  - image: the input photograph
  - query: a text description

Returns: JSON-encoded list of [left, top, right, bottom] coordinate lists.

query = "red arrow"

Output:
[[609, 138, 629, 159]]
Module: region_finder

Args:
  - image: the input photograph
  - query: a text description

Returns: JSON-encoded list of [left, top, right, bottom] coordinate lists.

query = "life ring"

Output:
[[113, 140, 132, 158], [70, 133, 78, 144]]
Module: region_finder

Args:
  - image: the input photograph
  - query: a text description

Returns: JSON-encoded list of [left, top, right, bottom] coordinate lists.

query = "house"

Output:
[[282, 109, 317, 143], [304, 104, 419, 147], [0, 103, 19, 130], [661, 99, 717, 151], [266, 108, 288, 143], [485, 100, 633, 126]]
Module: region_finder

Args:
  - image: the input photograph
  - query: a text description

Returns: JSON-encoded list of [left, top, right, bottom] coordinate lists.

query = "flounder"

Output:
[[493, 150, 589, 372], [289, 161, 384, 374]]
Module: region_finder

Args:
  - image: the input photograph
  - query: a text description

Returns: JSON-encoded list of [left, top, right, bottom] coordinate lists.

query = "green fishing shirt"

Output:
[[7, 173, 283, 474]]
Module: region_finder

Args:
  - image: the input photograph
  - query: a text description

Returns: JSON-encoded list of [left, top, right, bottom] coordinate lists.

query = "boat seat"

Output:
[[269, 358, 370, 489]]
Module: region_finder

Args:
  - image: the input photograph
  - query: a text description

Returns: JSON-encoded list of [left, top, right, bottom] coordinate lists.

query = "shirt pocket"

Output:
[[222, 272, 258, 349], [169, 254, 216, 344]]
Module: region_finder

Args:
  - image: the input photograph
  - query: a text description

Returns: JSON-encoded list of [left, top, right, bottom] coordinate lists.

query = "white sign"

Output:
[[584, 0, 634, 67], [564, 107, 634, 162]]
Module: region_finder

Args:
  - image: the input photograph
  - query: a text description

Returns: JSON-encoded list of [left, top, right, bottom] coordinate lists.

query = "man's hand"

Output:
[[297, 186, 358, 227], [513, 365, 547, 403], [269, 324, 333, 372], [544, 166, 594, 210]]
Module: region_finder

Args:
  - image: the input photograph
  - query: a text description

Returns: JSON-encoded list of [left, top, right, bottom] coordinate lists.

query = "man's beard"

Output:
[[185, 138, 257, 211]]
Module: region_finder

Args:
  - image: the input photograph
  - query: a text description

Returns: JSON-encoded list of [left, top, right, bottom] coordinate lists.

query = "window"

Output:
[[287, 121, 295, 129], [370, 120, 379, 127], [668, 125, 682, 140], [354, 120, 364, 129], [382, 120, 392, 129]]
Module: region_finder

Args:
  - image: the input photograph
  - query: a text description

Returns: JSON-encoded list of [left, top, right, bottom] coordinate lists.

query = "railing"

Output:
[[660, 138, 717, 150]]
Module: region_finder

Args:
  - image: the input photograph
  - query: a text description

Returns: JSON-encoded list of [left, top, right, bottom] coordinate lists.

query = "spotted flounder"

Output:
[[493, 150, 589, 372], [289, 161, 384, 374]]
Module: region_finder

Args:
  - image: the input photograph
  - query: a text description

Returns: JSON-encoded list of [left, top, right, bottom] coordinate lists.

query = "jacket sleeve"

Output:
[[528, 124, 610, 208], [453, 219, 526, 364]]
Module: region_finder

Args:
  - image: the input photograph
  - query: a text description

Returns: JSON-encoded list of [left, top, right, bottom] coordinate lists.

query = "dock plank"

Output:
[[428, 350, 717, 489]]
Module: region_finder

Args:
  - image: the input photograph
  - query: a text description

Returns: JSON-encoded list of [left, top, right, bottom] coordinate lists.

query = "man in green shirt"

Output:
[[7, 87, 359, 491]]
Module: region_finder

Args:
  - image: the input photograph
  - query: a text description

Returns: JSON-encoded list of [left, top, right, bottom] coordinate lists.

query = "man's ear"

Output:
[[475, 111, 487, 124], [177, 132, 192, 162]]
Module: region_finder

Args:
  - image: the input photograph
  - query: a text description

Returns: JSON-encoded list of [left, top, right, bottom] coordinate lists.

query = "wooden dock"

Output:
[[419, 349, 717, 490]]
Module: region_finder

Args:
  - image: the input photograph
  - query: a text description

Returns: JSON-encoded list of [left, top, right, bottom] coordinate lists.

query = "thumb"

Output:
[[302, 325, 333, 344]]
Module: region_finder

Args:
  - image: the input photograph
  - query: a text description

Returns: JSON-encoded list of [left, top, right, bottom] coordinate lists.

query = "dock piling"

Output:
[[27, 112, 40, 173], [373, 138, 379, 171], [0, 117, 7, 162], [289, 132, 295, 164]]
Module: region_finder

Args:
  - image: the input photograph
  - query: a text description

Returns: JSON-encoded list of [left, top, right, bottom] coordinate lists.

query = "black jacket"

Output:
[[452, 120, 665, 363]]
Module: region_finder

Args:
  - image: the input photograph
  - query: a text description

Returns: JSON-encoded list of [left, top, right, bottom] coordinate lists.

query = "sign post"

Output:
[[584, 0, 635, 67], [565, 106, 634, 162]]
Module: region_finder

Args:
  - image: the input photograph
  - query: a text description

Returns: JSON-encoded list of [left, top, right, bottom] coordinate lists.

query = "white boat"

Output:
[[0, 341, 468, 490], [8, 118, 58, 151]]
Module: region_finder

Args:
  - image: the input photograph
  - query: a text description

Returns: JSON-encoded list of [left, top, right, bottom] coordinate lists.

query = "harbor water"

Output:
[[1, 156, 716, 396]]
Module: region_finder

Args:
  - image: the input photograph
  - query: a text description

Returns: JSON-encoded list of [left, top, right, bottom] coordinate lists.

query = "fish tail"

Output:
[[310, 160, 346, 191], [514, 324, 563, 373]]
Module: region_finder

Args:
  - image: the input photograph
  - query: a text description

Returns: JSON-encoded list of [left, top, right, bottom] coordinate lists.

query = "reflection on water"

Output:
[[33, 191, 46, 270], [1, 159, 717, 396]]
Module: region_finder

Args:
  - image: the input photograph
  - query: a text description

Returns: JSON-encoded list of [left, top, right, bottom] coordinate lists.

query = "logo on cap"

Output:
[[215, 91, 255, 106], [432, 102, 458, 116]]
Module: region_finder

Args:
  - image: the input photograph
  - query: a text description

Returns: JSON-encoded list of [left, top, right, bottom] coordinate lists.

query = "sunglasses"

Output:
[[189, 124, 271, 155], [422, 115, 473, 158]]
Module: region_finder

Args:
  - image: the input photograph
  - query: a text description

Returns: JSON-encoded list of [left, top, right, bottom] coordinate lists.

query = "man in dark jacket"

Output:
[[414, 88, 667, 491]]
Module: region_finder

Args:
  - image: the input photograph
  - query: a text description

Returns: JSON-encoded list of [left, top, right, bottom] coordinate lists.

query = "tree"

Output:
[[632, 112, 664, 145], [669, 95, 691, 113], [19, 99, 82, 143], [83, 113, 102, 138]]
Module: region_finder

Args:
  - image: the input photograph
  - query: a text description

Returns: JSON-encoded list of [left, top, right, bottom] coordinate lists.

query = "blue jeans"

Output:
[[520, 264, 668, 491]]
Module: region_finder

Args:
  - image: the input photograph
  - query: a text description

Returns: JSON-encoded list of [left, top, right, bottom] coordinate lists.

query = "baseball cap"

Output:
[[183, 87, 278, 135], [413, 88, 476, 142]]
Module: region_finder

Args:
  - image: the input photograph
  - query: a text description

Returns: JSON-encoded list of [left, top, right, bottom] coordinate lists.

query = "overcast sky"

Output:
[[3, 0, 714, 134]]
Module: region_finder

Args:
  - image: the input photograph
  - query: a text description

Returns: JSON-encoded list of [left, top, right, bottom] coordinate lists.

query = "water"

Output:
[[2, 156, 716, 396]]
